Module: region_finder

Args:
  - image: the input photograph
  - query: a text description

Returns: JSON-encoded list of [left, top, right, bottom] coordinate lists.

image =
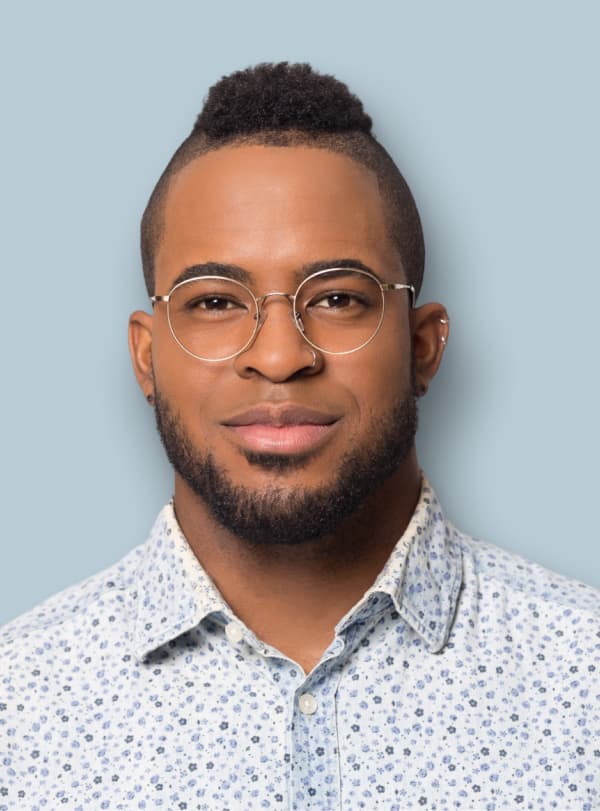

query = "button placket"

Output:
[[291, 671, 342, 810]]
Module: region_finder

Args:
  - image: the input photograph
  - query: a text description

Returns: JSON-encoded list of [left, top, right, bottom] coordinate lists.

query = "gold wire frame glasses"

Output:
[[151, 267, 415, 362]]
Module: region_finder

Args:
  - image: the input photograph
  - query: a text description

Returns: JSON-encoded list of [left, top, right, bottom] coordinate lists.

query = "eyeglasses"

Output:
[[151, 267, 415, 362]]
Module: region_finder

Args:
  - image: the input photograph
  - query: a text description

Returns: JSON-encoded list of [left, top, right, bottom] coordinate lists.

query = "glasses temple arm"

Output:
[[381, 283, 416, 309]]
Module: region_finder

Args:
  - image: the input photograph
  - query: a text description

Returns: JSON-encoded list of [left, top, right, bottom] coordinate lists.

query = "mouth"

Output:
[[221, 404, 341, 455]]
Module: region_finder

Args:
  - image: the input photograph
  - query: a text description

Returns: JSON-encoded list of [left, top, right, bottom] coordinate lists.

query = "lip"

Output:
[[222, 404, 339, 427], [221, 404, 341, 454]]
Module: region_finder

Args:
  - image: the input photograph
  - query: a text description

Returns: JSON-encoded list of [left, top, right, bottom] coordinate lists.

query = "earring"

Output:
[[146, 393, 155, 405], [440, 316, 449, 347]]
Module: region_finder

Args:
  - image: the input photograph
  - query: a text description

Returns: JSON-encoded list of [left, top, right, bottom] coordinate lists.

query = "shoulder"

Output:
[[0, 542, 147, 654], [454, 528, 600, 616]]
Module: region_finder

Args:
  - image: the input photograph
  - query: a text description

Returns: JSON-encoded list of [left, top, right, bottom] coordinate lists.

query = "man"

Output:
[[1, 63, 599, 810]]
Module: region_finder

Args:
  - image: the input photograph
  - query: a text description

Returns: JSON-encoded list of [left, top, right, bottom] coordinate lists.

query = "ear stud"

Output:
[[439, 316, 449, 347]]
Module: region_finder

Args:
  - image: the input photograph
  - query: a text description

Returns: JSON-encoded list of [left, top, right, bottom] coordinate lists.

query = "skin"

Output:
[[129, 145, 448, 674]]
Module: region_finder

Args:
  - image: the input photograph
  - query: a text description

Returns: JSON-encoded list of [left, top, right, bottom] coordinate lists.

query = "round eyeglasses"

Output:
[[151, 267, 415, 362]]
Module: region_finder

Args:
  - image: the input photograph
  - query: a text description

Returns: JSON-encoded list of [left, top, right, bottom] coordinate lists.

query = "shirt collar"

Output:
[[132, 476, 462, 662], [132, 505, 228, 662], [335, 476, 463, 652]]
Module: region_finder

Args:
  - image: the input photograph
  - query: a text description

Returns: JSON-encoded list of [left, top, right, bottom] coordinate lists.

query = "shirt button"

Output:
[[298, 693, 318, 715], [225, 622, 244, 644]]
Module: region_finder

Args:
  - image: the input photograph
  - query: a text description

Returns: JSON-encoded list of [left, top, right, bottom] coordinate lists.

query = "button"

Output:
[[225, 622, 244, 644], [298, 693, 318, 715]]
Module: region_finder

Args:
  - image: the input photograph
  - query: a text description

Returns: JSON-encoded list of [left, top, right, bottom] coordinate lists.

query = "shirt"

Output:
[[1, 478, 599, 811]]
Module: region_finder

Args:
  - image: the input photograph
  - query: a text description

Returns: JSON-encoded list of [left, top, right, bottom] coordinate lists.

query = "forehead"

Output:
[[155, 144, 397, 290]]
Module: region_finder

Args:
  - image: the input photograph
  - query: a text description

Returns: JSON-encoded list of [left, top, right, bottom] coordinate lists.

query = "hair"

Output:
[[140, 62, 425, 297]]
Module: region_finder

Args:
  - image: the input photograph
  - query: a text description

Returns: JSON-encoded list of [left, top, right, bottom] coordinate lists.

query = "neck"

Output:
[[172, 452, 421, 673]]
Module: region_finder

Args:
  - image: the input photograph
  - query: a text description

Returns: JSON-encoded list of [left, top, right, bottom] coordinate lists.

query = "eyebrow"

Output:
[[170, 263, 252, 288], [168, 258, 381, 291]]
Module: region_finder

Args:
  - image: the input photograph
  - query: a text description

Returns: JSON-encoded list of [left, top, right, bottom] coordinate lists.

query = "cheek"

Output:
[[327, 338, 411, 437], [352, 314, 412, 403], [151, 321, 221, 414]]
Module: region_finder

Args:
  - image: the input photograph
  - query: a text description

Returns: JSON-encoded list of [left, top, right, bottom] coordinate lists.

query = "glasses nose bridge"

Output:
[[252, 289, 308, 347], [254, 290, 298, 323]]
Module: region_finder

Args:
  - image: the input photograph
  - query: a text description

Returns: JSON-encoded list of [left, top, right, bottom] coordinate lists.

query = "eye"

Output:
[[185, 295, 245, 312], [310, 291, 369, 310]]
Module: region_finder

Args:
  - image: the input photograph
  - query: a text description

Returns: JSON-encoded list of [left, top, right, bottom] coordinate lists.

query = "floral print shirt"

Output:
[[1, 478, 599, 810]]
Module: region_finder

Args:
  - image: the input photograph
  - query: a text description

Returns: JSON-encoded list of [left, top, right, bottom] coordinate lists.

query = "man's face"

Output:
[[142, 145, 419, 543]]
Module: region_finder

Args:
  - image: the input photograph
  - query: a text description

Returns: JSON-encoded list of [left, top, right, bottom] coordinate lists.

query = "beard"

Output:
[[153, 387, 418, 547]]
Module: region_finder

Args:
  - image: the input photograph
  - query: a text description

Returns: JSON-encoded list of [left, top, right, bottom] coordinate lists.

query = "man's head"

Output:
[[129, 63, 448, 547]]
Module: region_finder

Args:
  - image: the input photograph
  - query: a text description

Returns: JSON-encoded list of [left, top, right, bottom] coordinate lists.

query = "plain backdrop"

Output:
[[1, 1, 598, 624]]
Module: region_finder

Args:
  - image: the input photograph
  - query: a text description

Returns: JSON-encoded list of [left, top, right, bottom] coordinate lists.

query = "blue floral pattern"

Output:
[[1, 478, 599, 809]]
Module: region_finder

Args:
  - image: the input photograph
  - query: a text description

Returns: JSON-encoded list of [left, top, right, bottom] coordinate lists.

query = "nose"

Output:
[[233, 294, 318, 382]]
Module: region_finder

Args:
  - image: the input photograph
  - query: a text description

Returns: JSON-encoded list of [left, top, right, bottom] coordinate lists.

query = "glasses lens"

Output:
[[168, 277, 257, 361], [295, 269, 384, 354]]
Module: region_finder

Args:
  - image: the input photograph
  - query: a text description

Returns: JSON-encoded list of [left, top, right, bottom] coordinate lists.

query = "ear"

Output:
[[410, 302, 449, 397], [128, 310, 154, 401]]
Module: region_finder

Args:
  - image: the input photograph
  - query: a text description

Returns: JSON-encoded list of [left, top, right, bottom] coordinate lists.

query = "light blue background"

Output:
[[1, 1, 598, 624]]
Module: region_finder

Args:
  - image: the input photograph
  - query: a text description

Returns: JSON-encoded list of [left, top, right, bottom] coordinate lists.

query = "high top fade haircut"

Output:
[[141, 62, 425, 297]]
